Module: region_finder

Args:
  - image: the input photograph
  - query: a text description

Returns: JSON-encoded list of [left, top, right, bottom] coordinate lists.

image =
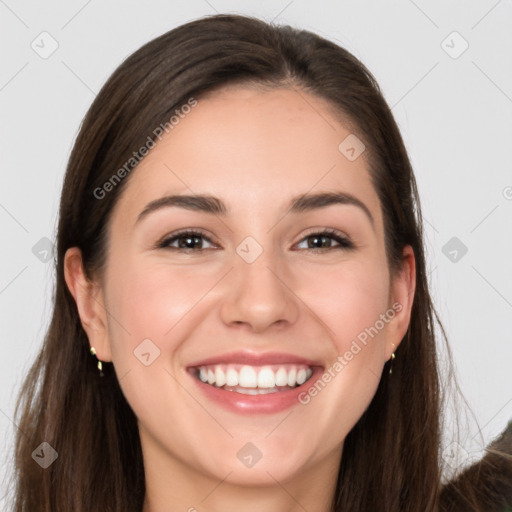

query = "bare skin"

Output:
[[64, 85, 415, 512]]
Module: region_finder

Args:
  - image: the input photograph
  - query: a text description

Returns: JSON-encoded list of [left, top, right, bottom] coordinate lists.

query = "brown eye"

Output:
[[158, 230, 216, 251], [295, 229, 354, 251]]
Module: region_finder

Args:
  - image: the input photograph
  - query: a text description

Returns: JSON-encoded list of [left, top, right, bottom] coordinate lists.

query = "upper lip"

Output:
[[187, 351, 323, 368]]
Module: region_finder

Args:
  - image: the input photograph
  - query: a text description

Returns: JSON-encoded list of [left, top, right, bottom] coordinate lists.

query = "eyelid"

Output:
[[156, 228, 219, 250], [293, 227, 354, 250], [298, 226, 350, 240]]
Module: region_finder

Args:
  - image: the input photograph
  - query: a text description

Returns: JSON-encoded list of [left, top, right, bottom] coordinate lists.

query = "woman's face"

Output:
[[67, 85, 414, 491]]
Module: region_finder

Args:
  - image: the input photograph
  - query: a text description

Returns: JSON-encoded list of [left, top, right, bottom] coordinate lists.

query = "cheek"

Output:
[[102, 259, 217, 435], [296, 257, 390, 412], [299, 261, 390, 415], [106, 257, 216, 347], [288, 259, 391, 454], [300, 257, 390, 349]]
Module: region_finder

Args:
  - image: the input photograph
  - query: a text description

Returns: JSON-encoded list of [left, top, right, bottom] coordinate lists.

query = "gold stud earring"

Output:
[[389, 352, 395, 374], [389, 343, 396, 375], [89, 347, 104, 376]]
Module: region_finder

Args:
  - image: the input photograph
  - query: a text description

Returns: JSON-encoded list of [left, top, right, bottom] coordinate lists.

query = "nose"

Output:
[[219, 247, 300, 333]]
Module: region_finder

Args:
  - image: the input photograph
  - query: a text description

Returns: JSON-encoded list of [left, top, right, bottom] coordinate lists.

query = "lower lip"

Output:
[[187, 366, 324, 414]]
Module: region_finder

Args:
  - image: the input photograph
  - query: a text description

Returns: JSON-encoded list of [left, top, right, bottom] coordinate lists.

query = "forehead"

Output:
[[111, 85, 381, 229]]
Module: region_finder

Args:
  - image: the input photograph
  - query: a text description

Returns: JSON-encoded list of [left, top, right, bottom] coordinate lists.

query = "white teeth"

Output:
[[194, 363, 315, 390], [257, 366, 275, 388], [215, 367, 226, 387], [296, 368, 307, 385], [238, 388, 259, 395], [225, 367, 238, 387], [275, 367, 288, 386], [287, 367, 297, 387], [232, 387, 280, 395], [239, 366, 257, 387]]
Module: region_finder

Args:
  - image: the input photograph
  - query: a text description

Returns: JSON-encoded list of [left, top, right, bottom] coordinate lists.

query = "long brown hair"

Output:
[[9, 13, 510, 511]]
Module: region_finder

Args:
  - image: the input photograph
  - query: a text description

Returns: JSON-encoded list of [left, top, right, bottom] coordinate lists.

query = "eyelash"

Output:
[[156, 228, 355, 252]]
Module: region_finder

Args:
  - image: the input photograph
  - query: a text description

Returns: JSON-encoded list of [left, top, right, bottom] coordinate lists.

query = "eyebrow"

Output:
[[136, 191, 374, 228]]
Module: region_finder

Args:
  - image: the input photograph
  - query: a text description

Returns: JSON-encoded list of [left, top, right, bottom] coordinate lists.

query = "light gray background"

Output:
[[1, 0, 511, 501]]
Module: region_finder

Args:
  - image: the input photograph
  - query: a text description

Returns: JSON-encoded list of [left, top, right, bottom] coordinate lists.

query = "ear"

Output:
[[386, 244, 416, 359], [63, 247, 112, 362]]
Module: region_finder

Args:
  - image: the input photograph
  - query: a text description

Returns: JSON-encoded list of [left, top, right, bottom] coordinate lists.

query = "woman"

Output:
[[10, 13, 511, 511]]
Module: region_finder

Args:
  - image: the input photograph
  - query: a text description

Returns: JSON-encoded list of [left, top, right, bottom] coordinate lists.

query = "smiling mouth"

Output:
[[190, 363, 315, 395]]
